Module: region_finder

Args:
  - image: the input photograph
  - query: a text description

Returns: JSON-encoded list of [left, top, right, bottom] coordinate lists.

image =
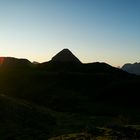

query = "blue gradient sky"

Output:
[[0, 0, 140, 67]]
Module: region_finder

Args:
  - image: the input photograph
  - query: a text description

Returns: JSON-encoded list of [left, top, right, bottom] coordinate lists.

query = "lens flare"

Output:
[[0, 57, 4, 65]]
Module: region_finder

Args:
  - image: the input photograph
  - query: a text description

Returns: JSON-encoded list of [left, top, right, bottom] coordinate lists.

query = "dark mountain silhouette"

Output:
[[0, 57, 32, 68], [39, 49, 127, 75], [39, 61, 127, 76], [0, 49, 140, 139], [51, 48, 81, 63], [122, 62, 140, 75]]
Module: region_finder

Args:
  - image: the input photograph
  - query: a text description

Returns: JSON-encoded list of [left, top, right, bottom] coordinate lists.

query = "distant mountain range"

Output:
[[0, 49, 128, 74], [122, 63, 140, 75], [0, 49, 139, 76]]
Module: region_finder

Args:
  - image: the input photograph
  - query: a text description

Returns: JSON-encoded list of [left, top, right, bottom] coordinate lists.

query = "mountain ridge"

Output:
[[0, 57, 32, 68], [0, 49, 132, 76], [122, 62, 140, 75]]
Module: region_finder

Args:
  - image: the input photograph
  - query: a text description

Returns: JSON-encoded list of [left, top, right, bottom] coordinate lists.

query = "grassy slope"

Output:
[[0, 94, 56, 139]]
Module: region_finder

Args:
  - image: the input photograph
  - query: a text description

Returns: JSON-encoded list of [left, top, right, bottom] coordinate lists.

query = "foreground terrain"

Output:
[[0, 56, 140, 139]]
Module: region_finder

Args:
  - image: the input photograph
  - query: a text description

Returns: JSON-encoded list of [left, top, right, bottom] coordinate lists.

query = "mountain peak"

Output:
[[51, 49, 81, 63], [61, 48, 71, 51]]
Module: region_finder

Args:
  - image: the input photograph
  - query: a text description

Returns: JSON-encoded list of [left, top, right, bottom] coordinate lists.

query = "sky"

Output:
[[0, 0, 140, 67]]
